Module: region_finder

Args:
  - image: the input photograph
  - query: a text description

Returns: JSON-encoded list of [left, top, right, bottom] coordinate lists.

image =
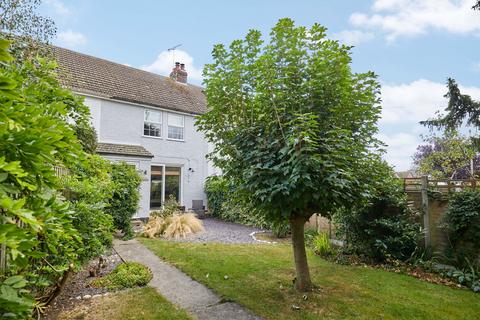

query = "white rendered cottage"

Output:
[[54, 47, 211, 218]]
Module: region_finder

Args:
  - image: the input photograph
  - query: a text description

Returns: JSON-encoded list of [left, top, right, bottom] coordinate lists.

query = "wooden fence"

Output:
[[402, 176, 478, 250], [403, 177, 478, 193]]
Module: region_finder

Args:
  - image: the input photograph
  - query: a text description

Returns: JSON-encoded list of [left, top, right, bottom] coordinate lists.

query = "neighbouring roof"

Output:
[[395, 171, 418, 179], [53, 46, 207, 115], [97, 142, 154, 158]]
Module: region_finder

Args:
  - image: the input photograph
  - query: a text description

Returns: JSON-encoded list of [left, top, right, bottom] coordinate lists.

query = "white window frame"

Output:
[[143, 109, 162, 138], [167, 113, 185, 141]]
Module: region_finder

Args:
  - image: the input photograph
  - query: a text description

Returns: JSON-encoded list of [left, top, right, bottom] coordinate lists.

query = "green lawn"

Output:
[[58, 287, 192, 320], [140, 239, 480, 320]]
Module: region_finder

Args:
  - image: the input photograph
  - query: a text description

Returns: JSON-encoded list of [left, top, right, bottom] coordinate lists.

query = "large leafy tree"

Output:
[[197, 18, 382, 291], [0, 0, 56, 43], [413, 131, 478, 179], [421, 79, 480, 134]]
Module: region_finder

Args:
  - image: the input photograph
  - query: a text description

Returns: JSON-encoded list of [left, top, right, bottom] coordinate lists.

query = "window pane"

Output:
[[144, 122, 161, 137], [165, 167, 181, 202], [150, 166, 163, 209], [145, 110, 162, 123], [168, 126, 184, 140], [168, 113, 184, 127]]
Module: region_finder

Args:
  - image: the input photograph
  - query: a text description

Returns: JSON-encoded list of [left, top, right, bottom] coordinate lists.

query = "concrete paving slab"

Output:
[[114, 239, 261, 320]]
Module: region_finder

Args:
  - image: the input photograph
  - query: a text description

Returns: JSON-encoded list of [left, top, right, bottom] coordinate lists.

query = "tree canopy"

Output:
[[421, 78, 480, 133], [413, 131, 478, 179], [197, 18, 383, 291], [0, 0, 56, 43]]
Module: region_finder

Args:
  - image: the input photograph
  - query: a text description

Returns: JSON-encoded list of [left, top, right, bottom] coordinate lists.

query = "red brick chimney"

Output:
[[169, 61, 188, 83]]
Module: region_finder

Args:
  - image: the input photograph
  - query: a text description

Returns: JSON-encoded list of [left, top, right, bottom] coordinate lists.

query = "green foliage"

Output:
[[414, 131, 476, 179], [443, 263, 480, 293], [197, 18, 382, 226], [312, 233, 334, 257], [107, 162, 141, 239], [61, 154, 115, 262], [270, 221, 290, 238], [204, 175, 280, 230], [151, 195, 181, 219], [443, 190, 480, 269], [0, 0, 56, 51], [335, 161, 421, 262], [0, 38, 90, 318], [74, 121, 98, 154], [92, 262, 152, 290]]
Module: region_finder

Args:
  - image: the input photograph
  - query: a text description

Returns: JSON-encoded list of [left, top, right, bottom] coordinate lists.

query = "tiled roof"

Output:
[[97, 143, 154, 158], [53, 46, 207, 115]]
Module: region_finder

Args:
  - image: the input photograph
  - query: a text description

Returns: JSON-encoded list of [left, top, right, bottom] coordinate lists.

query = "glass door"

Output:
[[150, 165, 181, 209], [150, 165, 164, 209], [165, 166, 181, 202]]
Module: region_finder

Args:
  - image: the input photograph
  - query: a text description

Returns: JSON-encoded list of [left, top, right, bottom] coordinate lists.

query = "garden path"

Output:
[[113, 239, 262, 320]]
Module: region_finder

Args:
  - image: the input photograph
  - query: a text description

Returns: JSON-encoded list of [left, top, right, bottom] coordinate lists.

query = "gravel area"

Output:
[[176, 218, 263, 244]]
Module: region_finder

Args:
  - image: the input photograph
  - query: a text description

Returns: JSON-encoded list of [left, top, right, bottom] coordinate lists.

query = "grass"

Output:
[[140, 239, 480, 320], [58, 287, 192, 320]]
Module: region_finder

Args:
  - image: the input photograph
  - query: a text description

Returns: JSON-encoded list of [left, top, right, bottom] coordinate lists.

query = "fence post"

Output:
[[421, 175, 430, 248]]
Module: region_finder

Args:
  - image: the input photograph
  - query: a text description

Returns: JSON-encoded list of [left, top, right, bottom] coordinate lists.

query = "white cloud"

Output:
[[377, 78, 480, 170], [44, 0, 70, 18], [141, 49, 203, 83], [378, 132, 420, 170], [380, 79, 480, 124], [350, 0, 480, 42], [57, 30, 87, 48], [333, 30, 375, 45]]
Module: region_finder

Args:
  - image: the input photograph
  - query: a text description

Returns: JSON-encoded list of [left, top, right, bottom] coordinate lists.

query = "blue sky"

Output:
[[41, 0, 480, 170]]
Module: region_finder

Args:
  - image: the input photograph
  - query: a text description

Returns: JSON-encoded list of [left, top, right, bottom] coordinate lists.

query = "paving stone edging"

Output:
[[249, 231, 278, 244], [113, 239, 262, 320]]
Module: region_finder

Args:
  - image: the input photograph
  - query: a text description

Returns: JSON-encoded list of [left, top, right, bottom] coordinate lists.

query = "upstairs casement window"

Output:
[[144, 109, 162, 137], [167, 113, 185, 140]]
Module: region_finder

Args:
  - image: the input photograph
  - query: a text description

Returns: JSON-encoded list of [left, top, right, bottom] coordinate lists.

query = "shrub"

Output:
[[0, 39, 95, 318], [92, 262, 152, 290], [143, 216, 166, 239], [204, 175, 287, 231], [312, 233, 334, 257], [443, 190, 480, 268], [107, 162, 142, 239], [151, 194, 181, 219], [61, 154, 115, 262], [163, 213, 204, 239], [143, 213, 204, 239], [271, 221, 290, 238], [335, 162, 420, 262]]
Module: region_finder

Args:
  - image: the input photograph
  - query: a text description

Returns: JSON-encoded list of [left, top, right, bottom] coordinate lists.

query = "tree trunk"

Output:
[[290, 215, 312, 291]]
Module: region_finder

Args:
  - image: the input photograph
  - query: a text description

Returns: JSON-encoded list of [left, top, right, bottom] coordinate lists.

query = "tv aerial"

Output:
[[167, 44, 182, 66]]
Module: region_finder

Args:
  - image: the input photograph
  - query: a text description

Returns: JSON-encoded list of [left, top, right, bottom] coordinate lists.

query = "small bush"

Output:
[[143, 216, 167, 239], [151, 195, 181, 219], [312, 233, 334, 257], [443, 190, 480, 269], [271, 221, 290, 238], [107, 162, 142, 239], [335, 162, 420, 262], [92, 262, 152, 290], [163, 213, 205, 239], [143, 213, 204, 239], [204, 175, 288, 232], [62, 154, 115, 262]]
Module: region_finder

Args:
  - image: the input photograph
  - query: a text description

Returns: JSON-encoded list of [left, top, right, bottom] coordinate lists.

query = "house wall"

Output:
[[82, 95, 209, 218]]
